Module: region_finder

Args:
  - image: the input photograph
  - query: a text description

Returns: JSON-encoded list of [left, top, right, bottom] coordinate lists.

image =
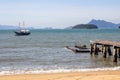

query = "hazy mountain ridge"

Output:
[[0, 25, 34, 30], [0, 19, 120, 30], [88, 19, 120, 29], [0, 25, 18, 30], [66, 19, 120, 29]]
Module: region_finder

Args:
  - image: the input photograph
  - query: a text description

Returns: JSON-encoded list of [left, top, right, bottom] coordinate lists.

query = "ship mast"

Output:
[[23, 21, 25, 27], [18, 22, 21, 29]]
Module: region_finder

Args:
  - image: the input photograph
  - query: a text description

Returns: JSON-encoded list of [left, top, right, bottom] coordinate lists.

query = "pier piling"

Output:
[[94, 44, 98, 55], [108, 46, 112, 56], [90, 44, 93, 55], [92, 40, 120, 62], [103, 46, 107, 58], [113, 47, 117, 62], [118, 48, 120, 58]]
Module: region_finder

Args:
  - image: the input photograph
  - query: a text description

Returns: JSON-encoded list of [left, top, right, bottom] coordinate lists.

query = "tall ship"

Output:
[[14, 22, 31, 36]]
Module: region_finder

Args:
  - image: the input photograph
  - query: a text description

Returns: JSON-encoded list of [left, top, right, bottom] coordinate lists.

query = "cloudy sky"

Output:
[[0, 0, 120, 28]]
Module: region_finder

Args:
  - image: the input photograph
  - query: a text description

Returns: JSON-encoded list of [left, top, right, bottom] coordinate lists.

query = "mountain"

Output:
[[0, 25, 34, 30], [65, 26, 73, 29], [72, 24, 98, 29], [0, 25, 18, 30], [88, 19, 120, 29]]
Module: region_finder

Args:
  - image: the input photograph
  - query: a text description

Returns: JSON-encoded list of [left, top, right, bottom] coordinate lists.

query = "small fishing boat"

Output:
[[65, 46, 90, 53], [74, 45, 88, 49]]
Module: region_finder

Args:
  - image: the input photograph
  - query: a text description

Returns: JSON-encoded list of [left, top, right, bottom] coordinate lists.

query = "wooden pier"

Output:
[[90, 40, 120, 62]]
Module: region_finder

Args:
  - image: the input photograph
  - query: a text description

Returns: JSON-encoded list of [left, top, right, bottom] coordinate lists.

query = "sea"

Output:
[[0, 29, 120, 75]]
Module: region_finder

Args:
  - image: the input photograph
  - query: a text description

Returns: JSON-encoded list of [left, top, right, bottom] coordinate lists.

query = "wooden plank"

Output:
[[94, 40, 120, 47]]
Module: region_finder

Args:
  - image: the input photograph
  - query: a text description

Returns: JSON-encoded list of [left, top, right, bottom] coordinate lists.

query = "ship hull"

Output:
[[15, 31, 30, 36]]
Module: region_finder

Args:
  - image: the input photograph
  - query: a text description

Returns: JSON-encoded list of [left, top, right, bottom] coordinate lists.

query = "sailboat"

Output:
[[14, 22, 31, 36]]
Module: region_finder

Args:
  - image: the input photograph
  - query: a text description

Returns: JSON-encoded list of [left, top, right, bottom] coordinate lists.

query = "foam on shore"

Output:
[[0, 66, 120, 75]]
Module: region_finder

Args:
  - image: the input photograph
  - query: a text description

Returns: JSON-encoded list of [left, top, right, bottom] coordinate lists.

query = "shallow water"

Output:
[[0, 29, 120, 75]]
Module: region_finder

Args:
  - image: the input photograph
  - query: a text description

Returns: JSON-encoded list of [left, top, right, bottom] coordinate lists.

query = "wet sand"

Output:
[[0, 70, 120, 80]]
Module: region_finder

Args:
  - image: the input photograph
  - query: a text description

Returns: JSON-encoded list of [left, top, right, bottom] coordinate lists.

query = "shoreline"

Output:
[[0, 70, 120, 80], [0, 66, 120, 76]]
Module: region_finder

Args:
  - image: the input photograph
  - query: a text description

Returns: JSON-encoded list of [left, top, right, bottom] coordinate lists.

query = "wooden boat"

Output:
[[65, 46, 90, 53], [14, 22, 31, 36], [74, 45, 88, 49], [15, 29, 31, 36]]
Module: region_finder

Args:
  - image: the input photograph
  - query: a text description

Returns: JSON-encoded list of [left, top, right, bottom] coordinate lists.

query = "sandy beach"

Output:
[[0, 70, 120, 80]]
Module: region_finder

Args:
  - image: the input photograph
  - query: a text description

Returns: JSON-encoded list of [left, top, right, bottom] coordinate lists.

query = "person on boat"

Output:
[[74, 44, 88, 49]]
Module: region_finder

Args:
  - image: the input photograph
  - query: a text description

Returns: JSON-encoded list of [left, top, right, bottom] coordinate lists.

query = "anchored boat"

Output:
[[65, 46, 90, 53], [14, 22, 31, 36], [14, 29, 30, 36]]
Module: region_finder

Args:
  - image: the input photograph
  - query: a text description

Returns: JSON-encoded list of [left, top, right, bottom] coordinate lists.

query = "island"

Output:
[[119, 26, 120, 29], [72, 24, 98, 29]]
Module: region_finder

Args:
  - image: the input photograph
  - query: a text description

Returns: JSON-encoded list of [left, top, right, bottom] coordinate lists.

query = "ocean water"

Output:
[[0, 29, 120, 75]]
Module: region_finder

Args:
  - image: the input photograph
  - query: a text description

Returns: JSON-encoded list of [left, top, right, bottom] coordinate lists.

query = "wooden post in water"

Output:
[[101, 45, 104, 53], [94, 43, 98, 55], [90, 44, 93, 55], [108, 46, 112, 56], [103, 46, 107, 58], [118, 48, 120, 58], [113, 47, 117, 62]]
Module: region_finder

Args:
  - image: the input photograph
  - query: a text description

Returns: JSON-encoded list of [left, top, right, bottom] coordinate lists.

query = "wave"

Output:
[[0, 66, 120, 75]]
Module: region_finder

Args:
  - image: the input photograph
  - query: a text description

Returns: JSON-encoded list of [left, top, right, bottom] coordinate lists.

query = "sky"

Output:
[[0, 0, 120, 29]]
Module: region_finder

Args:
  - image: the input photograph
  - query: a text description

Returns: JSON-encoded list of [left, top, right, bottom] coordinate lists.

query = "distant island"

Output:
[[0, 25, 34, 30], [119, 26, 120, 29], [72, 24, 98, 29], [66, 19, 120, 29], [0, 19, 120, 30], [0, 25, 18, 30], [88, 19, 120, 29]]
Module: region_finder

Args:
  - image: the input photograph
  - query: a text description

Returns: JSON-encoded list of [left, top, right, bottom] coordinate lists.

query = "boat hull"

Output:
[[66, 46, 90, 53], [15, 31, 30, 36]]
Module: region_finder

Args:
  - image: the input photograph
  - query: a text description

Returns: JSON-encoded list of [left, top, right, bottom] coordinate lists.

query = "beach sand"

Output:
[[0, 70, 120, 80]]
